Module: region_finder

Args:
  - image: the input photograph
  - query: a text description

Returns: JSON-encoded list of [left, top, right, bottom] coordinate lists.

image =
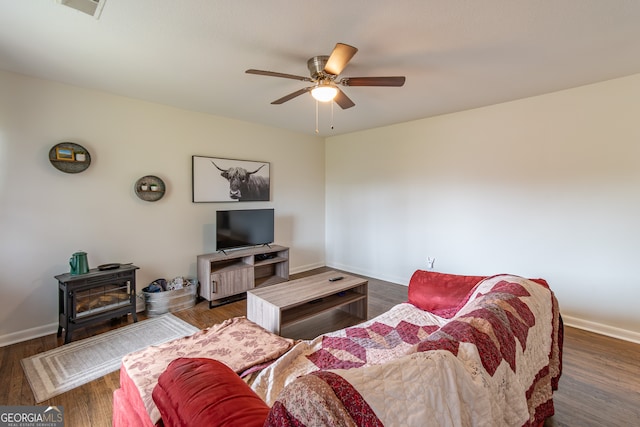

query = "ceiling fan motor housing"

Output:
[[307, 55, 334, 80]]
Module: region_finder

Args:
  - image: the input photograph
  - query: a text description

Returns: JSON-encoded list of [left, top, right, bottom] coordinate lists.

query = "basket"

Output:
[[144, 284, 197, 317]]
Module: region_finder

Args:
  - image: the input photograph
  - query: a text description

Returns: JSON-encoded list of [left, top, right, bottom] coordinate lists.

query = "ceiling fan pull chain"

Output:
[[331, 101, 334, 130], [315, 100, 319, 134]]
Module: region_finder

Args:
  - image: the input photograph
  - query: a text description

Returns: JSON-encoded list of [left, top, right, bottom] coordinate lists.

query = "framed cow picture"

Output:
[[192, 155, 271, 202]]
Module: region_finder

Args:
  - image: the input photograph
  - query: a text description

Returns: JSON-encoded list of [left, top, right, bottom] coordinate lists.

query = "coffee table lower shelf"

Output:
[[246, 271, 368, 335]]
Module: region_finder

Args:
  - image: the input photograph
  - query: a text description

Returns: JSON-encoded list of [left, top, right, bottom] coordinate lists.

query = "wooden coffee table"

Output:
[[246, 270, 368, 334]]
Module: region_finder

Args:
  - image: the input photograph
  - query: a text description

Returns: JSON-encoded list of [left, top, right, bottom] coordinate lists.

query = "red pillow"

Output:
[[152, 358, 269, 427], [408, 270, 487, 317]]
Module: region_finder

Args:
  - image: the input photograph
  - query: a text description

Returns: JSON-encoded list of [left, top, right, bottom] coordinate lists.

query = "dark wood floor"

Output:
[[1, 267, 638, 426]]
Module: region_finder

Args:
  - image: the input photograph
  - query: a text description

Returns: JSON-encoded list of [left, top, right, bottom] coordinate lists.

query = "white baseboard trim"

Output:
[[290, 261, 325, 275], [326, 262, 410, 287], [561, 315, 640, 345], [0, 322, 58, 348]]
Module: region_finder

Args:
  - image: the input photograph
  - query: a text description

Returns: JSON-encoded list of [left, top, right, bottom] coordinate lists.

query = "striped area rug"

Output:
[[21, 314, 199, 402]]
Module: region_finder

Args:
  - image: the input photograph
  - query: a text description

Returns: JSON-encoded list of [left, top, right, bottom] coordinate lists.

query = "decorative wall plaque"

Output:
[[134, 175, 166, 202], [49, 142, 91, 173]]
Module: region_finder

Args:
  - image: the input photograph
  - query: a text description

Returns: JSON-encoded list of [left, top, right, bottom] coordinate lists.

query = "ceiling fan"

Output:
[[246, 43, 406, 109]]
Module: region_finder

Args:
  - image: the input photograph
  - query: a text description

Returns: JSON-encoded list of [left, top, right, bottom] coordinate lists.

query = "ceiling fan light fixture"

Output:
[[311, 83, 338, 102], [248, 43, 405, 110]]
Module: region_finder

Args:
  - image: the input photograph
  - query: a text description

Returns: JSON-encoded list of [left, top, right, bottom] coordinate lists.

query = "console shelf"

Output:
[[280, 290, 367, 326], [197, 245, 289, 308], [255, 256, 288, 267]]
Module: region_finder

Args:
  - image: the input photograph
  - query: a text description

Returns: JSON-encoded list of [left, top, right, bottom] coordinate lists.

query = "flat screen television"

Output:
[[216, 208, 274, 251]]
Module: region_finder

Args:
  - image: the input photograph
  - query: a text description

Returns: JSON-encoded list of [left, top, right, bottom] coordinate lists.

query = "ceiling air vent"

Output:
[[56, 0, 106, 18]]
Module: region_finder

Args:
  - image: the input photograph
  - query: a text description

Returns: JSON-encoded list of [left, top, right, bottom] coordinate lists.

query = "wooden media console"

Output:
[[197, 245, 289, 308]]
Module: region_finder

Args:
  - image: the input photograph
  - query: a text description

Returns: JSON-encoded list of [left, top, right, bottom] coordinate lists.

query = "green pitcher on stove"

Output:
[[69, 251, 89, 275]]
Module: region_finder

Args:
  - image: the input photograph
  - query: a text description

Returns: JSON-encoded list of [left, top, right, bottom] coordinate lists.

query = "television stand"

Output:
[[197, 245, 289, 308], [217, 242, 272, 256], [207, 292, 247, 308]]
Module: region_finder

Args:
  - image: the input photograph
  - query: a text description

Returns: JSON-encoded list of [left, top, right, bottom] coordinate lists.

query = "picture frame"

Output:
[[192, 155, 270, 202], [55, 147, 75, 161]]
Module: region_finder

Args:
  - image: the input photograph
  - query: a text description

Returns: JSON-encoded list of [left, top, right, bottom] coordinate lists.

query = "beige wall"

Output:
[[2, 68, 639, 346], [0, 70, 326, 345], [326, 73, 640, 342]]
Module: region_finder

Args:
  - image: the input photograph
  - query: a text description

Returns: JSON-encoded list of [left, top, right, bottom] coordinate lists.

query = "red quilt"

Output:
[[252, 275, 562, 427]]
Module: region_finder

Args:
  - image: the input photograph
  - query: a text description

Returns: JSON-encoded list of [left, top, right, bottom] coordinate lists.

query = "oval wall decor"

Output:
[[49, 142, 92, 173], [134, 175, 166, 202]]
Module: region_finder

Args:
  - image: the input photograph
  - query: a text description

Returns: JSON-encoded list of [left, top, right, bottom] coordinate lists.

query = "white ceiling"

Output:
[[2, 0, 640, 137]]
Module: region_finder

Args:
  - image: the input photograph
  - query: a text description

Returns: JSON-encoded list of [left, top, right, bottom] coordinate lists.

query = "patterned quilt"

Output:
[[251, 275, 562, 427], [121, 316, 295, 425]]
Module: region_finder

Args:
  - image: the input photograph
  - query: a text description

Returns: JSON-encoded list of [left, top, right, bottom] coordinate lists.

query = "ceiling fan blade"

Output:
[[323, 43, 358, 76], [271, 87, 311, 105], [334, 88, 355, 109], [340, 76, 406, 87], [246, 69, 311, 82]]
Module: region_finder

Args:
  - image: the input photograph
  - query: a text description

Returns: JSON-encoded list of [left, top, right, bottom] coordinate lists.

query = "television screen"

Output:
[[216, 208, 274, 251]]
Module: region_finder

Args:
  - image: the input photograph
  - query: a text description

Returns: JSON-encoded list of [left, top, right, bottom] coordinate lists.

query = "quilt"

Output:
[[121, 316, 295, 425], [252, 275, 562, 427]]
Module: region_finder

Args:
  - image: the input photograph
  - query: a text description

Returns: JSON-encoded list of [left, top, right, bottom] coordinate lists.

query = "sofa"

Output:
[[112, 271, 563, 427]]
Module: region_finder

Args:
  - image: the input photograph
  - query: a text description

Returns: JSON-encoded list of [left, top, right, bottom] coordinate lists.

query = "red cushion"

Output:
[[408, 270, 487, 317], [152, 358, 269, 427], [408, 271, 551, 318]]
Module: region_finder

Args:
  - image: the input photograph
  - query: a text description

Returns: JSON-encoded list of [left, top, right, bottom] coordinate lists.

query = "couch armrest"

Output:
[[152, 358, 269, 427], [408, 270, 486, 317]]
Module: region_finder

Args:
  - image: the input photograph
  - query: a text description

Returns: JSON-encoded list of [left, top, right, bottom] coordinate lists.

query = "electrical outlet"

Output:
[[427, 257, 435, 269]]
